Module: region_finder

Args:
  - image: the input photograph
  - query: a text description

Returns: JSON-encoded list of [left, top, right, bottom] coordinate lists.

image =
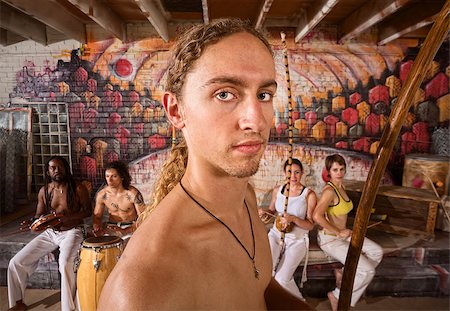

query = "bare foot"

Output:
[[8, 300, 27, 311], [334, 268, 343, 288], [328, 291, 338, 311]]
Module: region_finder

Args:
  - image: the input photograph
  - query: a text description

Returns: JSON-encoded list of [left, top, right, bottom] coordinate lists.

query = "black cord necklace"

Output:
[[179, 180, 259, 279]]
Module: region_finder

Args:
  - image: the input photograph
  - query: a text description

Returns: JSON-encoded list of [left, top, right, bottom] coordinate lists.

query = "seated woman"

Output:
[[259, 158, 316, 300], [313, 154, 383, 311]]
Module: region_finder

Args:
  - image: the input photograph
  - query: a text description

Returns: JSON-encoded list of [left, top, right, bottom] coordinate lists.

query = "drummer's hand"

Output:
[[93, 224, 105, 236], [106, 225, 134, 237]]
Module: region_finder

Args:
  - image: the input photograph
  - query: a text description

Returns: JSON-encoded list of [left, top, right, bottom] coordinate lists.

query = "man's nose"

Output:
[[238, 97, 271, 132]]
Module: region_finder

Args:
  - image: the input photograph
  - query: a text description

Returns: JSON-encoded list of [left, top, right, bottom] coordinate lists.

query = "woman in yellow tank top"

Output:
[[313, 154, 383, 311]]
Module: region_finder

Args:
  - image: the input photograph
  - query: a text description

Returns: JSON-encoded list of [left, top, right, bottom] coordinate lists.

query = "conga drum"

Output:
[[76, 236, 123, 311]]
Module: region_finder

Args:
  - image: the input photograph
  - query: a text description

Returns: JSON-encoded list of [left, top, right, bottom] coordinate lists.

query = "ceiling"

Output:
[[0, 0, 447, 47]]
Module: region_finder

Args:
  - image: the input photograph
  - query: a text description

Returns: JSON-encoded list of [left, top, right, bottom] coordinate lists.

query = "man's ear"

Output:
[[163, 92, 185, 129]]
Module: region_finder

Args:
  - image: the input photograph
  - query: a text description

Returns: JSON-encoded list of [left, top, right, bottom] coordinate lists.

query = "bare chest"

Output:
[[102, 191, 135, 213]]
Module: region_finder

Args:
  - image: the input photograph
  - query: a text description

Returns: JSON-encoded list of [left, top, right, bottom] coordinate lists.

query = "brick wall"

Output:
[[0, 27, 448, 200]]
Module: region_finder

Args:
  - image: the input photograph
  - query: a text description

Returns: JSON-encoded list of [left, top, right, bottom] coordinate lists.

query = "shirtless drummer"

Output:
[[93, 161, 145, 242]]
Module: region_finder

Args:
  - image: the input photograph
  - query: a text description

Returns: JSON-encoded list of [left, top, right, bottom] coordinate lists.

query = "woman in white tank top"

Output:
[[259, 158, 317, 300]]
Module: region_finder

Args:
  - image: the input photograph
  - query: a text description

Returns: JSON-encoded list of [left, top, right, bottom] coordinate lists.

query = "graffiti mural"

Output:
[[8, 27, 449, 195]]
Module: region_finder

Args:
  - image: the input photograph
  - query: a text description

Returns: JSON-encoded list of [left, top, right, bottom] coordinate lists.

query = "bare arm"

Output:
[[35, 187, 48, 218], [258, 186, 279, 218], [93, 189, 106, 232], [265, 277, 313, 310], [306, 189, 317, 222], [132, 187, 146, 215]]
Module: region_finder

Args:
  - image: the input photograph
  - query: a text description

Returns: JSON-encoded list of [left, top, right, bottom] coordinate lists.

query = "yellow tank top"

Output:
[[326, 182, 353, 216]]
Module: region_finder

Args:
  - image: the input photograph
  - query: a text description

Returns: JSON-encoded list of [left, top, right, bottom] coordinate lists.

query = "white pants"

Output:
[[317, 231, 383, 307], [268, 229, 309, 300], [8, 228, 84, 311]]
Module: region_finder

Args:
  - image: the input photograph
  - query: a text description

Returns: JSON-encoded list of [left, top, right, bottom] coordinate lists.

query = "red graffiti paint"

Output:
[[412, 122, 430, 152], [400, 60, 413, 83], [69, 102, 85, 124], [114, 58, 133, 78], [401, 131, 416, 155], [114, 125, 130, 144], [365, 113, 380, 136], [305, 111, 317, 127], [341, 107, 358, 126], [107, 113, 121, 130], [425, 72, 449, 100], [134, 122, 144, 134], [129, 90, 140, 103], [112, 90, 123, 109], [369, 84, 389, 105], [73, 67, 88, 87], [80, 156, 97, 180], [276, 122, 288, 137], [148, 134, 166, 149], [324, 114, 339, 137], [353, 137, 370, 153], [349, 92, 362, 106], [87, 78, 97, 93], [83, 108, 98, 131], [335, 141, 348, 149]]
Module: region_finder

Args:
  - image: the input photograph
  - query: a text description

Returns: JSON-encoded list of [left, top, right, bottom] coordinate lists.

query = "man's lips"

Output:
[[233, 140, 265, 154]]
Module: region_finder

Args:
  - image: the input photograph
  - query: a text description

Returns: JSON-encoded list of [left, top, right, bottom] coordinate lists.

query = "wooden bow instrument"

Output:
[[338, 1, 450, 309], [273, 31, 295, 274]]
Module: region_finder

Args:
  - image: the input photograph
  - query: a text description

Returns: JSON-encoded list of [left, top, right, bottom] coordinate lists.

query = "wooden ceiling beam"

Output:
[[3, 0, 86, 43], [0, 2, 48, 45], [295, 0, 340, 43], [254, 0, 275, 30], [0, 28, 27, 46], [67, 0, 125, 41], [339, 0, 412, 42], [401, 25, 432, 39], [134, 0, 169, 42], [378, 0, 446, 45], [201, 0, 209, 24]]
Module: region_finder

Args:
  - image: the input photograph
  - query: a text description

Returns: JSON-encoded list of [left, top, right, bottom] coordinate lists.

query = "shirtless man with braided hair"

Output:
[[98, 19, 312, 310], [93, 160, 145, 241]]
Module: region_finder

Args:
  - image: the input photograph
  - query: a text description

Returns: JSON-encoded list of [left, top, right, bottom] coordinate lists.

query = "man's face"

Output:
[[105, 168, 123, 188], [179, 32, 277, 178], [47, 159, 67, 182]]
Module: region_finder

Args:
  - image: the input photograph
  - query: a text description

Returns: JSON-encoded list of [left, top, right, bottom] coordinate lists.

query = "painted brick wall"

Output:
[[1, 27, 448, 202]]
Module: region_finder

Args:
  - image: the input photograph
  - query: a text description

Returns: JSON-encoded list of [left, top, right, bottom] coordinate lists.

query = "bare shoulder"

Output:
[[98, 249, 165, 309], [128, 185, 140, 192], [99, 201, 190, 309]]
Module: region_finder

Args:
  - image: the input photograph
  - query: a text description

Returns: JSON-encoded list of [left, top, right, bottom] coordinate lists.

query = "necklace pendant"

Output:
[[253, 260, 260, 279]]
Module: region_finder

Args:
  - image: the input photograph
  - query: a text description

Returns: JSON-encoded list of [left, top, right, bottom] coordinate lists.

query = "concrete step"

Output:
[[298, 257, 447, 298]]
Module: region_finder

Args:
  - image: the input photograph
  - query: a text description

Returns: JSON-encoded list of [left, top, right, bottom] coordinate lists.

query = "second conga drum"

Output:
[[76, 236, 123, 311]]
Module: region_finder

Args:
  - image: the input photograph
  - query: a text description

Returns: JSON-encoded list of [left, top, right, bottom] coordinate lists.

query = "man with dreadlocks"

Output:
[[7, 156, 92, 311], [98, 19, 311, 310]]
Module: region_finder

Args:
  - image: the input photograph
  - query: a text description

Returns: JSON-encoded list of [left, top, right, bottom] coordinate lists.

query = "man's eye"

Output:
[[216, 91, 234, 101], [258, 92, 273, 102]]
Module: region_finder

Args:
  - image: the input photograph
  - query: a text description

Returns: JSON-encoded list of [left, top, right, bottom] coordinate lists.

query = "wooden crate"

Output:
[[344, 180, 440, 240]]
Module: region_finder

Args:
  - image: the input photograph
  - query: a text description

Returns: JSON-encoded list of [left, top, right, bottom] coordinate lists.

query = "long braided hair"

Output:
[[138, 19, 273, 224], [44, 156, 78, 212]]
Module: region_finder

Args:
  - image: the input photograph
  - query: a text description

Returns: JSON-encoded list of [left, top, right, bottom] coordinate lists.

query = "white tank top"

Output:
[[272, 185, 310, 238]]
